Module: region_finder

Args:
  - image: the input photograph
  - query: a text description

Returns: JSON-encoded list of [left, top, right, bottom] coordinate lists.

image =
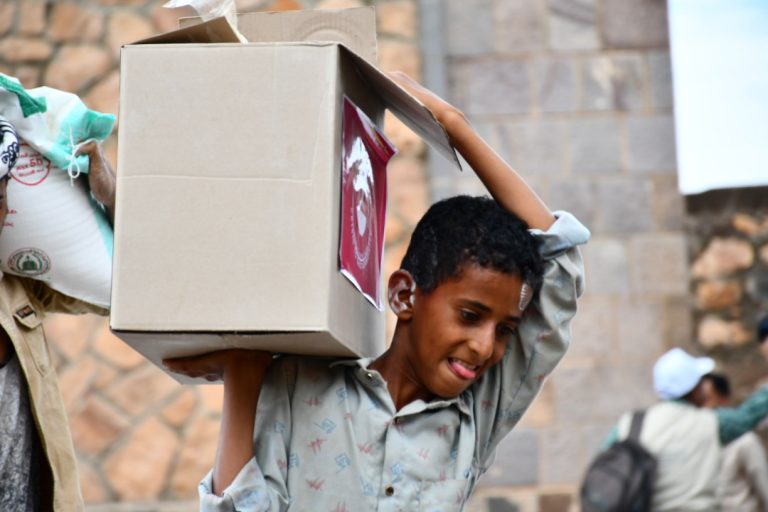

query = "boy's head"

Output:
[[385, 196, 544, 400], [700, 372, 731, 408], [399, 195, 543, 295]]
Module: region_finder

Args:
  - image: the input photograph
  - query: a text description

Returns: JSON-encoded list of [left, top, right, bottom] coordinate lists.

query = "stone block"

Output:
[[569, 297, 618, 359], [44, 45, 112, 94], [19, 0, 46, 35], [200, 382, 225, 412], [0, 2, 14, 37], [170, 416, 221, 497], [630, 234, 689, 295], [377, 1, 417, 39], [535, 57, 578, 113], [315, 0, 361, 7], [568, 118, 622, 174], [104, 417, 180, 500], [732, 213, 768, 238], [480, 428, 539, 486], [13, 65, 41, 89], [151, 3, 196, 34], [696, 280, 742, 310], [387, 155, 429, 226], [540, 427, 585, 484], [597, 178, 654, 233], [599, 0, 669, 49], [626, 115, 677, 173], [0, 38, 52, 62], [70, 395, 130, 456], [44, 313, 95, 363], [698, 315, 751, 349], [660, 297, 694, 347], [444, 0, 494, 56], [78, 460, 109, 503], [49, 1, 104, 42], [106, 364, 178, 416], [379, 39, 421, 78], [548, 0, 599, 50], [59, 356, 99, 412], [84, 70, 120, 119], [494, 0, 546, 53], [580, 238, 630, 294], [549, 180, 598, 229], [538, 493, 572, 512], [616, 301, 664, 360], [94, 322, 145, 370], [519, 379, 554, 427], [648, 51, 673, 110], [691, 237, 755, 279], [652, 174, 685, 231], [511, 119, 568, 173], [107, 11, 155, 57], [450, 59, 531, 116], [761, 244, 768, 265], [581, 54, 645, 111], [162, 388, 198, 428]]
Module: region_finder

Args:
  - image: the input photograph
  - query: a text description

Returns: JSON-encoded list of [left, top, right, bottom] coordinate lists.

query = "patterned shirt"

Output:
[[199, 212, 589, 511]]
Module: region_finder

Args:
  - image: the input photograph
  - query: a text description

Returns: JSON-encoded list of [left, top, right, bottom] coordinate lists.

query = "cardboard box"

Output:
[[111, 8, 459, 380]]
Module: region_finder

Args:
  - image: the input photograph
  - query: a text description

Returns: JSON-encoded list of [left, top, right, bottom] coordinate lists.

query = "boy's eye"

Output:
[[497, 324, 518, 338], [459, 309, 479, 322]]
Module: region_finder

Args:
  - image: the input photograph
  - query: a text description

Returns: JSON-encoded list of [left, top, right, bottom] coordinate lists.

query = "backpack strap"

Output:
[[628, 410, 646, 441]]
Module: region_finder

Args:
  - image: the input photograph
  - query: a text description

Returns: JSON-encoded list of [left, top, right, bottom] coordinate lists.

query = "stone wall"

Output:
[[0, 0, 426, 506], [686, 187, 768, 397]]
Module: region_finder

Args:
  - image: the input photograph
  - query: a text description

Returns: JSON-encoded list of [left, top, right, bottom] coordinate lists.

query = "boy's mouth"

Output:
[[447, 358, 479, 380]]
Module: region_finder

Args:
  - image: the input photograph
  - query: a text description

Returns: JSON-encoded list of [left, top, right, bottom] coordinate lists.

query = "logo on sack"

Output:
[[346, 138, 374, 270], [12, 143, 51, 186], [8, 248, 51, 276]]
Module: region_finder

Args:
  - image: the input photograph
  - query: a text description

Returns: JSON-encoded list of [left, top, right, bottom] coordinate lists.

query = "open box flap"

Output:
[[179, 7, 378, 65], [341, 46, 461, 171], [131, 16, 240, 45]]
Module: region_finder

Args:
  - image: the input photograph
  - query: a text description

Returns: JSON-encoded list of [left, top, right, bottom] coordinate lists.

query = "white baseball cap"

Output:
[[653, 348, 715, 400]]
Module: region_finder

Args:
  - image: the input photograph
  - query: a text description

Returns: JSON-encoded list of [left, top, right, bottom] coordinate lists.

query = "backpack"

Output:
[[580, 410, 657, 512]]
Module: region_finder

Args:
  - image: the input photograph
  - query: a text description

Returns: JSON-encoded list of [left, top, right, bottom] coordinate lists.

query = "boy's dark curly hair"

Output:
[[400, 195, 544, 294]]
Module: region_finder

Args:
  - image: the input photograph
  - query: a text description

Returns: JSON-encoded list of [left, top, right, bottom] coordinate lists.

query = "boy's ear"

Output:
[[388, 270, 416, 320]]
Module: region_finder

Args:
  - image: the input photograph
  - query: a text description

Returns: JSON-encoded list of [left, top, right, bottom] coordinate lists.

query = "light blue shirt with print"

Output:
[[200, 212, 590, 511]]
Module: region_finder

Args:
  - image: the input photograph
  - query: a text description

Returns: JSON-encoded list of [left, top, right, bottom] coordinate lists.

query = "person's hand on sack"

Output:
[[75, 139, 116, 221], [163, 349, 274, 382]]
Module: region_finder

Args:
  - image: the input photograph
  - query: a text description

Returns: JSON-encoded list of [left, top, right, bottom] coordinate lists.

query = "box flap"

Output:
[[132, 16, 240, 45], [340, 46, 461, 170], [180, 8, 378, 65]]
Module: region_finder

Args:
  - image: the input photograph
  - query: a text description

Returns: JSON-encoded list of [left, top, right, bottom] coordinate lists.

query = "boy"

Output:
[[165, 72, 589, 510], [0, 124, 115, 511]]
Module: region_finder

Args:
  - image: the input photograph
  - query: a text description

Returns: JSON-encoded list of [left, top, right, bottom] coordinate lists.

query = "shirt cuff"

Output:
[[198, 459, 271, 511], [529, 211, 590, 259]]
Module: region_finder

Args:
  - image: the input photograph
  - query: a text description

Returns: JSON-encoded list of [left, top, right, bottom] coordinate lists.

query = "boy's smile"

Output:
[[375, 264, 525, 409]]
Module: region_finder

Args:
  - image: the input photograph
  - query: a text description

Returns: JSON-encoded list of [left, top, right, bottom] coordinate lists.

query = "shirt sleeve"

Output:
[[471, 211, 589, 469], [716, 386, 768, 444], [198, 358, 297, 512]]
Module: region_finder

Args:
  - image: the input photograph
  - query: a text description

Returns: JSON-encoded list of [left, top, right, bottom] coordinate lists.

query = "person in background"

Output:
[[0, 122, 116, 511], [701, 372, 768, 512], [603, 348, 768, 511]]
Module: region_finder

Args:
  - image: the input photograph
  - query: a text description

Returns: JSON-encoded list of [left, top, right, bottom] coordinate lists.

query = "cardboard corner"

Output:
[[130, 16, 241, 45]]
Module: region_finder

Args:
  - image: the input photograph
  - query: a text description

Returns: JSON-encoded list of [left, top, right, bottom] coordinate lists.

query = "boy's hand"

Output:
[[75, 140, 116, 218], [388, 71, 464, 126], [163, 349, 273, 382]]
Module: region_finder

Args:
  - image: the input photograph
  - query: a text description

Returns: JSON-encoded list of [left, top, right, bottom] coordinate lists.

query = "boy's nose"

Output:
[[467, 328, 495, 362]]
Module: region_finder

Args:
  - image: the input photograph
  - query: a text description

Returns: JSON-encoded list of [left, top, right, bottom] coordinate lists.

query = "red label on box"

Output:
[[339, 97, 396, 309]]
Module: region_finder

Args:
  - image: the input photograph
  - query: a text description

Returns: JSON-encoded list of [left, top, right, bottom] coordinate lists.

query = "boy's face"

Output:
[[404, 264, 524, 399]]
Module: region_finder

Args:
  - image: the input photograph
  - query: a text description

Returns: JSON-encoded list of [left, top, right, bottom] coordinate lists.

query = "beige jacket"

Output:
[[718, 431, 768, 512], [617, 401, 721, 511], [0, 274, 107, 511]]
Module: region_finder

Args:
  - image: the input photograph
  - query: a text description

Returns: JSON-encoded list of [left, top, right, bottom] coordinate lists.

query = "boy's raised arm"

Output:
[[164, 349, 273, 495], [388, 72, 555, 231]]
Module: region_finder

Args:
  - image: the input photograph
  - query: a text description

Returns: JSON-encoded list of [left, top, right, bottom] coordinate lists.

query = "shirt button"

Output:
[[365, 372, 373, 380], [385, 486, 395, 496]]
